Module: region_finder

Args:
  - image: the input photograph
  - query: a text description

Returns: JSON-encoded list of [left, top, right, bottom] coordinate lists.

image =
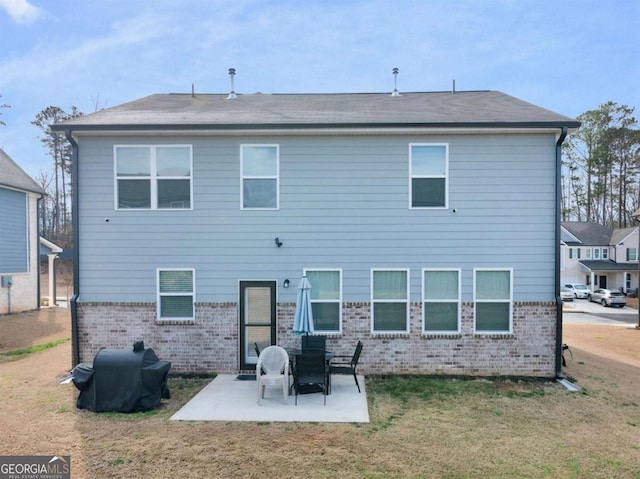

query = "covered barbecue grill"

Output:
[[72, 341, 171, 412]]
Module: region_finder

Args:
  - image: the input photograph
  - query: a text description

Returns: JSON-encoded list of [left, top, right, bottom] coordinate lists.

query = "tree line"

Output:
[[562, 101, 640, 228], [31, 106, 83, 246]]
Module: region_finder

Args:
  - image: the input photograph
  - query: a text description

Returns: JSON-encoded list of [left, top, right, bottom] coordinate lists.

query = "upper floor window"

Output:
[[304, 269, 342, 334], [157, 269, 195, 321], [593, 248, 601, 260], [409, 144, 448, 209], [474, 268, 512, 333], [585, 248, 592, 260], [422, 269, 461, 333], [627, 248, 638, 261], [371, 269, 409, 333], [602, 248, 608, 259], [115, 145, 192, 210], [241, 145, 279, 209]]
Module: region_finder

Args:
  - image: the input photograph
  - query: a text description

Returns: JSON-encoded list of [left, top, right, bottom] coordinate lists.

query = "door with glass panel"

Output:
[[239, 281, 276, 370]]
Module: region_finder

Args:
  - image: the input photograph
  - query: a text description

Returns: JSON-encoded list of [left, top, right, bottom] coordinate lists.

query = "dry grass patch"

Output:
[[64, 374, 640, 478], [1, 309, 639, 478]]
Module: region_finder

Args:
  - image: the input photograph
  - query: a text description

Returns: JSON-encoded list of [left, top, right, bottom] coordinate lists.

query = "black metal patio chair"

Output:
[[293, 353, 328, 405], [301, 335, 326, 355], [329, 340, 363, 393]]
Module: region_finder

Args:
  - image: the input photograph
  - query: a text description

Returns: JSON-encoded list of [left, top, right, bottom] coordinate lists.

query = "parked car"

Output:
[[588, 288, 626, 308], [560, 287, 574, 302], [563, 283, 590, 299]]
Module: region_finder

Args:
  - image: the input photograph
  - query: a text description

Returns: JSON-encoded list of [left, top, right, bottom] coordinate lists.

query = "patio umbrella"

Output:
[[293, 276, 314, 336]]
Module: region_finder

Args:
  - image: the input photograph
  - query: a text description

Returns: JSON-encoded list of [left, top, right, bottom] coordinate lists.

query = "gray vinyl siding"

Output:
[[0, 187, 28, 273], [76, 133, 556, 303]]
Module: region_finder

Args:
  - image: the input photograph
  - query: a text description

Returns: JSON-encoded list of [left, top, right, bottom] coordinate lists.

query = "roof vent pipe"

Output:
[[227, 68, 237, 99], [452, 79, 456, 94], [391, 67, 400, 97]]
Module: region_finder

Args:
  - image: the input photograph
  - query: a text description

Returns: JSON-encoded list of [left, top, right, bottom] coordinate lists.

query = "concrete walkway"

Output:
[[171, 373, 369, 423]]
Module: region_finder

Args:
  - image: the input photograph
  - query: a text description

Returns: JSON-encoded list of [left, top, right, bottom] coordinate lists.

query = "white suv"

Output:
[[563, 283, 590, 299]]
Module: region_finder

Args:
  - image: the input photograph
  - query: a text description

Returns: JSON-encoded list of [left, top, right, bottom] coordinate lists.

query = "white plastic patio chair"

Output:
[[256, 346, 289, 405]]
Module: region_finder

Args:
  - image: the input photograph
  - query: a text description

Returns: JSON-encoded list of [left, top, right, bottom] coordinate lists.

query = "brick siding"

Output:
[[77, 301, 556, 377]]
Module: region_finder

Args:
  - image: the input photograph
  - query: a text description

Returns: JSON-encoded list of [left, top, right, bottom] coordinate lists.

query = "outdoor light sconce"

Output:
[[275, 237, 283, 248], [283, 279, 290, 288]]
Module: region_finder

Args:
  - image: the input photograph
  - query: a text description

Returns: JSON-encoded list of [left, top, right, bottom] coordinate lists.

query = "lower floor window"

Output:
[[423, 269, 461, 333], [305, 269, 342, 333], [157, 269, 195, 320], [474, 268, 512, 333], [371, 269, 409, 333]]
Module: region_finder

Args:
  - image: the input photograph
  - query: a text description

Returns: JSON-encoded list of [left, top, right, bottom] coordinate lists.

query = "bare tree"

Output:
[[563, 102, 640, 227], [31, 106, 83, 242], [0, 95, 9, 126]]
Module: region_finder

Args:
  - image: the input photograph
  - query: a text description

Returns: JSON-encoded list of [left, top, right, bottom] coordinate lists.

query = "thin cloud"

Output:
[[0, 0, 43, 24], [0, 11, 169, 90]]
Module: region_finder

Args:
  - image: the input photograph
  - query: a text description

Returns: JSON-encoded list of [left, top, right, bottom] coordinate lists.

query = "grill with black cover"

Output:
[[72, 341, 171, 412]]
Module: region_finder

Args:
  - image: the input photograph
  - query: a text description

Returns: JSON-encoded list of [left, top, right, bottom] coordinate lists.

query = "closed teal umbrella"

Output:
[[293, 277, 314, 336]]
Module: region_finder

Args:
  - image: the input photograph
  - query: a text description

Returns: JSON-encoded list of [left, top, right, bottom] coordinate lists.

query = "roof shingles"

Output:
[[0, 149, 44, 194], [54, 91, 579, 130]]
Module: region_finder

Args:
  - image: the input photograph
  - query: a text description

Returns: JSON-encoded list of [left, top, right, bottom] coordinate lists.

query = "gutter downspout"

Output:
[[36, 196, 42, 310], [65, 129, 81, 367], [555, 126, 568, 378]]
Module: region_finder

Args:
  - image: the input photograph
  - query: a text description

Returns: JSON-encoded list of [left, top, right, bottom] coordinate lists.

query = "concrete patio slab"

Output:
[[170, 374, 369, 423]]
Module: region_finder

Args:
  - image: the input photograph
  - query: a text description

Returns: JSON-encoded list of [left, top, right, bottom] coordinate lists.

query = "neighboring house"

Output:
[[53, 88, 579, 377], [0, 149, 45, 314], [561, 221, 639, 293]]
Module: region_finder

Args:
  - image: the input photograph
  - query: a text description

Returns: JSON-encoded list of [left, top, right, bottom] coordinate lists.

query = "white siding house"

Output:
[[561, 221, 639, 293], [54, 89, 579, 377]]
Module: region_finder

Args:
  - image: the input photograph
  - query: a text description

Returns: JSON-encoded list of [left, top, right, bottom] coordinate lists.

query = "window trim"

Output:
[[409, 143, 449, 210], [473, 267, 513, 334], [422, 268, 461, 334], [370, 268, 410, 334], [303, 268, 343, 334], [240, 144, 280, 210], [114, 145, 193, 211], [156, 268, 196, 321]]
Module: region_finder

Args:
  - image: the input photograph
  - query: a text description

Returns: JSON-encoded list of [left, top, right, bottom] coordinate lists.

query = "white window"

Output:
[[602, 248, 608, 259], [593, 248, 601, 260], [585, 248, 592, 259], [422, 269, 461, 333], [115, 145, 192, 210], [409, 144, 448, 209], [627, 248, 637, 261], [157, 269, 195, 321], [474, 268, 513, 333], [304, 269, 342, 334], [241, 145, 279, 209], [371, 269, 409, 333]]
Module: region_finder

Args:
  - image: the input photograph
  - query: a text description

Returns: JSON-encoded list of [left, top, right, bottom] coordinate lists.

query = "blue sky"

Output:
[[0, 0, 638, 178]]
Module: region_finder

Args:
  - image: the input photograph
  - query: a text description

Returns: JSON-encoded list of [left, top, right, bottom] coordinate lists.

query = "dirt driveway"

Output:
[[0, 307, 639, 478]]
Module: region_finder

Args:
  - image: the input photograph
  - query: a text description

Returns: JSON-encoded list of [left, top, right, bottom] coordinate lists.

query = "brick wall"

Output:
[[77, 301, 557, 377]]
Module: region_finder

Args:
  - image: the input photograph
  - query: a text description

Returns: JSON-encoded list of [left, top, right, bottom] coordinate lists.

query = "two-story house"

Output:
[[561, 221, 639, 293], [53, 87, 579, 377], [0, 149, 45, 314]]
